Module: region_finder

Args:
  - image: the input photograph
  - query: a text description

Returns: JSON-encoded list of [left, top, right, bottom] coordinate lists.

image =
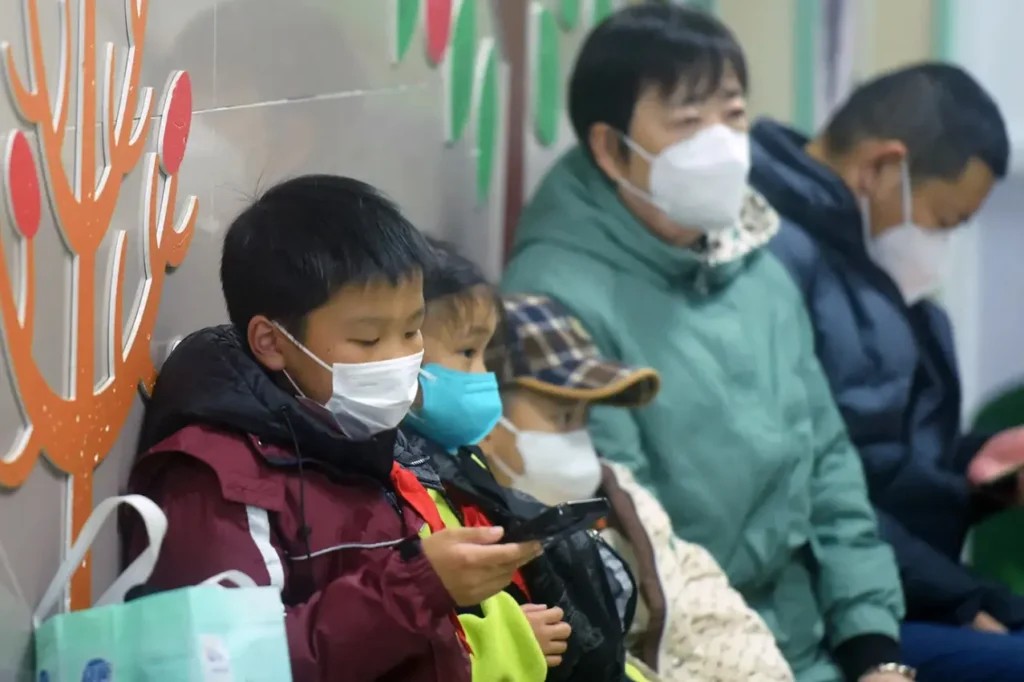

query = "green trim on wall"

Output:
[[792, 0, 819, 134], [533, 4, 561, 146], [686, 0, 716, 13], [931, 0, 956, 59]]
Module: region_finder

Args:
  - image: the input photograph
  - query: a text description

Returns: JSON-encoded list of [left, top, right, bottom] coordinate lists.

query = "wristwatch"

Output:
[[863, 662, 917, 679]]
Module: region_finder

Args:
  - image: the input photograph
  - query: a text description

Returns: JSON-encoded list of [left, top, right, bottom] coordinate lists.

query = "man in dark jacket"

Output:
[[751, 63, 1024, 680]]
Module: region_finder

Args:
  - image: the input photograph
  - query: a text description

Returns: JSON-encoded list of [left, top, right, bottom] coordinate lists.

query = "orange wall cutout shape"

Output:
[[0, 0, 198, 610]]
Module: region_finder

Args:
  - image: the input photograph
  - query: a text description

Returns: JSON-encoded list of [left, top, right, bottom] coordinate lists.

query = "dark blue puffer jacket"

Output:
[[749, 118, 1024, 628]]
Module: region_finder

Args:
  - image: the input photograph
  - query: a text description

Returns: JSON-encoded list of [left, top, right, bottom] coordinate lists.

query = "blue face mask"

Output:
[[406, 364, 503, 451]]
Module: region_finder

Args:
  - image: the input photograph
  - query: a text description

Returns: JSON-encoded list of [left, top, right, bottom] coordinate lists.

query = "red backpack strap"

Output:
[[390, 463, 472, 654]]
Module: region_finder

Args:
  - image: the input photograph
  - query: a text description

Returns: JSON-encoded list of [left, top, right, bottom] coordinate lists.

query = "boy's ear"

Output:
[[248, 315, 287, 371]]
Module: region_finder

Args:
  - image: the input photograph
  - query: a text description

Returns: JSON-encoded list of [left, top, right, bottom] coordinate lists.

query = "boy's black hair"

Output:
[[423, 237, 490, 302], [568, 3, 747, 147], [823, 63, 1008, 181], [220, 174, 433, 337], [422, 237, 499, 330]]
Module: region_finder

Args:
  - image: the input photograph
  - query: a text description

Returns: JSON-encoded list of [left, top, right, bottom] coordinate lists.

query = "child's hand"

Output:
[[421, 526, 541, 606], [521, 603, 572, 667]]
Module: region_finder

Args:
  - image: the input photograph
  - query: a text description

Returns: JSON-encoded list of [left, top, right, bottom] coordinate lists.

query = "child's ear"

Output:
[[248, 315, 287, 371]]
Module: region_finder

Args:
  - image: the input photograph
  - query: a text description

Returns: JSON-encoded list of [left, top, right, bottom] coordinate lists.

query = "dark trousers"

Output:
[[902, 622, 1024, 682]]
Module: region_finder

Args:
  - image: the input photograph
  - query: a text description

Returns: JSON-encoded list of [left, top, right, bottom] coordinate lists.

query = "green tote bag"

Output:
[[34, 495, 292, 682]]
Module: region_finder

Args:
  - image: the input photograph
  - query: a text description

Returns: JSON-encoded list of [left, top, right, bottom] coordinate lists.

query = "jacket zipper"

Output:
[[384, 488, 405, 526]]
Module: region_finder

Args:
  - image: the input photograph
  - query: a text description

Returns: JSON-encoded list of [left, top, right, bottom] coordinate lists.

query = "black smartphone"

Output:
[[501, 498, 610, 544]]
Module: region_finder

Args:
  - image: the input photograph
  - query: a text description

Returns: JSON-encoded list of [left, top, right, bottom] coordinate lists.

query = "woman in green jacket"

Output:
[[502, 6, 908, 682]]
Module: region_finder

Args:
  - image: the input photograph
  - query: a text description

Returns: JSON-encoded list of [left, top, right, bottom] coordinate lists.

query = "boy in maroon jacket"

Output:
[[123, 175, 539, 682]]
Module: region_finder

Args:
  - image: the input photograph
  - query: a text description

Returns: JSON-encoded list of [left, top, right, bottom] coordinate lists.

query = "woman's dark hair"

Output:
[[569, 4, 747, 147]]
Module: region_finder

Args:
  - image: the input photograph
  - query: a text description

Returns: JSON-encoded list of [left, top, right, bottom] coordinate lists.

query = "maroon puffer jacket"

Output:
[[122, 326, 470, 682]]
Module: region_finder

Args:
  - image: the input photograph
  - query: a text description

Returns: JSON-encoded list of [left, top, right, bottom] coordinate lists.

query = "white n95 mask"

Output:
[[275, 324, 422, 440], [864, 160, 951, 305], [490, 418, 603, 506], [622, 124, 750, 233]]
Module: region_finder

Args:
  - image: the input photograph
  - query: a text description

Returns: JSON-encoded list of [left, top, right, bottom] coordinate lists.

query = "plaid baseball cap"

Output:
[[487, 294, 660, 407]]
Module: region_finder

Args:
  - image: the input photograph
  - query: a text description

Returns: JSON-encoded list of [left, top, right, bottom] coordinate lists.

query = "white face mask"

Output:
[[864, 160, 951, 305], [622, 124, 750, 233], [491, 418, 602, 506], [275, 324, 423, 440]]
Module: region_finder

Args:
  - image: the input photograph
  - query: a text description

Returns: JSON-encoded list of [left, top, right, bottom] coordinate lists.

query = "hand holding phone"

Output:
[[501, 498, 609, 544], [422, 526, 542, 606]]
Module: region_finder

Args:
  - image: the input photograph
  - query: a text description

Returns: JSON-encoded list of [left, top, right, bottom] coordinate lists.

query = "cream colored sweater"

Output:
[[601, 461, 794, 682]]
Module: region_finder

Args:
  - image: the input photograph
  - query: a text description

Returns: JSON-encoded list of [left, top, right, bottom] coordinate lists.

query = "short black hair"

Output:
[[823, 63, 1009, 181], [423, 237, 498, 329], [220, 174, 433, 337], [568, 3, 747, 146]]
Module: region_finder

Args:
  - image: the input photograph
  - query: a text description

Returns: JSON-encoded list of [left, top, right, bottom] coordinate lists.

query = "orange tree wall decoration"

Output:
[[0, 0, 197, 610]]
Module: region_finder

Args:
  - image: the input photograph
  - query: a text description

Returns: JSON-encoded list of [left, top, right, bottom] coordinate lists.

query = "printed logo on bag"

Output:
[[80, 659, 112, 682], [199, 635, 236, 682]]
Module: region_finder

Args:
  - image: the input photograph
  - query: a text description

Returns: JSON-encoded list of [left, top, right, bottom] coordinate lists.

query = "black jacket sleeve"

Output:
[[833, 634, 901, 681], [877, 508, 1024, 628], [952, 430, 993, 476]]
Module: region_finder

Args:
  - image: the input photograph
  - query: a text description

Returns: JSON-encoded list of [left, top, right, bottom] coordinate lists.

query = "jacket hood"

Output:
[[513, 146, 778, 290], [138, 324, 396, 480], [750, 118, 866, 256]]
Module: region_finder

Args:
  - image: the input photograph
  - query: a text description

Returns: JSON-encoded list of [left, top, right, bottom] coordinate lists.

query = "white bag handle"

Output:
[[34, 495, 167, 627], [201, 570, 258, 589]]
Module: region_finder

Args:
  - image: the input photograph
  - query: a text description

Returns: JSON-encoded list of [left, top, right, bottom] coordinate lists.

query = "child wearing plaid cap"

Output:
[[402, 239, 644, 682], [483, 292, 794, 682]]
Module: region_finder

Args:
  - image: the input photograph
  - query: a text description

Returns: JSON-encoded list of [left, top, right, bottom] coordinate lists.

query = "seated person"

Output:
[[482, 291, 795, 682], [122, 175, 539, 682], [750, 63, 1024, 681], [403, 238, 642, 682], [501, 5, 908, 681]]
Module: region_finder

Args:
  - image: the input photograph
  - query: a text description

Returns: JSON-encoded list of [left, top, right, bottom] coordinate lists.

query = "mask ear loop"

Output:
[[617, 133, 653, 196], [272, 322, 333, 373], [859, 194, 876, 258], [900, 157, 914, 227], [271, 321, 334, 403], [405, 369, 435, 424], [498, 416, 519, 436], [282, 369, 308, 399], [485, 418, 522, 481], [620, 134, 654, 163]]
